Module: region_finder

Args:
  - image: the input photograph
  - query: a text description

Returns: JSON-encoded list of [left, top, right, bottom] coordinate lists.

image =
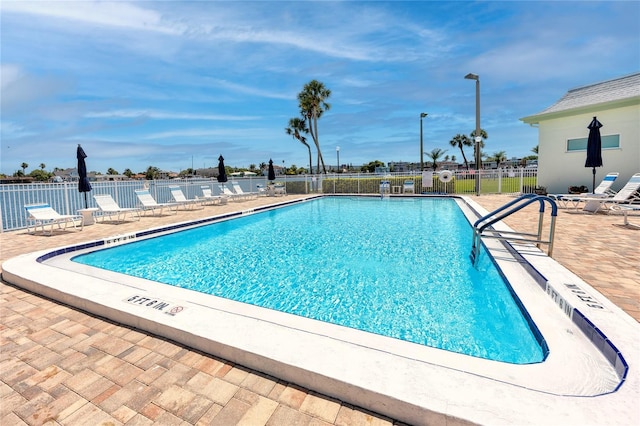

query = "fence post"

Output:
[[63, 181, 71, 215], [519, 168, 524, 193], [498, 168, 502, 193]]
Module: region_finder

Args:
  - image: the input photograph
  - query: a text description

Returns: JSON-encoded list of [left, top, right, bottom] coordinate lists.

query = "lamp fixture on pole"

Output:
[[464, 73, 481, 196], [420, 112, 428, 171], [336, 146, 340, 173]]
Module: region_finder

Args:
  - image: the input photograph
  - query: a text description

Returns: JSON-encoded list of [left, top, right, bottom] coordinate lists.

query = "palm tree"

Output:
[[492, 151, 507, 168], [285, 117, 313, 174], [39, 163, 46, 171], [107, 167, 119, 175], [426, 148, 447, 171], [20, 162, 28, 174], [470, 129, 488, 169], [145, 166, 160, 180], [298, 80, 331, 174], [449, 134, 472, 169], [123, 168, 133, 178]]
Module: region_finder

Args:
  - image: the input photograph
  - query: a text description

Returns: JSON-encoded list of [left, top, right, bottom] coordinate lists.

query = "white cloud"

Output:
[[1, 0, 178, 34], [85, 109, 258, 121]]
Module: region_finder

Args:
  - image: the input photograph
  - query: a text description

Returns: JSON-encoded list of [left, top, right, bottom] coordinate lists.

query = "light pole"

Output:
[[464, 73, 481, 196], [419, 112, 427, 171], [336, 146, 340, 173]]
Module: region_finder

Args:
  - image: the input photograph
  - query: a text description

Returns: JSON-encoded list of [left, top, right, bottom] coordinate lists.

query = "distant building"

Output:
[[388, 162, 413, 172], [94, 174, 128, 181], [521, 72, 640, 194]]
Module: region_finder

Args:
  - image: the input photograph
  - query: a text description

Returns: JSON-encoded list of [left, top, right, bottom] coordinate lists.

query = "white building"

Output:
[[521, 73, 640, 194]]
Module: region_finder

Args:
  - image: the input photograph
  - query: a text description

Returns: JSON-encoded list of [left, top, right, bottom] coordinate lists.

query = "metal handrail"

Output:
[[470, 194, 558, 266]]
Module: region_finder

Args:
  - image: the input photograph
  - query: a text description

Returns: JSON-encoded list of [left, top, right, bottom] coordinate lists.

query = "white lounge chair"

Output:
[[549, 172, 619, 209], [403, 180, 415, 194], [135, 189, 179, 216], [24, 203, 83, 235], [93, 194, 141, 223], [200, 185, 227, 205], [231, 181, 257, 199], [270, 183, 286, 196], [218, 184, 244, 201], [574, 173, 640, 213], [256, 184, 268, 197], [168, 185, 203, 209]]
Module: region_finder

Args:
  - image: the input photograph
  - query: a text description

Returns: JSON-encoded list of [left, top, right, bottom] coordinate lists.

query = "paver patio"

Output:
[[1, 193, 638, 425]]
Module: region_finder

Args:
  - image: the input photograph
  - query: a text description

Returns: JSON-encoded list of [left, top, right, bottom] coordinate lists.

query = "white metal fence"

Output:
[[1, 169, 538, 232]]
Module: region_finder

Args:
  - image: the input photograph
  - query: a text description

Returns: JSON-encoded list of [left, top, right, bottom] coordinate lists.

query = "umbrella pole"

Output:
[[592, 167, 596, 193], [84, 192, 88, 209]]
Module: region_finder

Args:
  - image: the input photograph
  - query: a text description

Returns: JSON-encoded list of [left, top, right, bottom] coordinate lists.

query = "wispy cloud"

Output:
[[85, 109, 258, 121], [1, 1, 178, 34]]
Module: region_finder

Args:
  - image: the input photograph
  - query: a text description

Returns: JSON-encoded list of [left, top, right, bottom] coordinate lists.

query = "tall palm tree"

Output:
[[298, 80, 331, 174], [39, 163, 46, 171], [470, 129, 488, 169], [285, 117, 313, 174], [449, 134, 472, 169], [492, 151, 507, 168], [21, 162, 29, 174], [426, 148, 447, 171]]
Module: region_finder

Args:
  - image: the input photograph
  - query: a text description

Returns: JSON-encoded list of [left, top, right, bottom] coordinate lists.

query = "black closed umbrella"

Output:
[[77, 144, 92, 208], [585, 117, 603, 193], [268, 158, 276, 182], [217, 155, 228, 184]]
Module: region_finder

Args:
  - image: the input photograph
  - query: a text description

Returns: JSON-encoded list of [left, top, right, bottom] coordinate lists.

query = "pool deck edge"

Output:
[[3, 195, 639, 425]]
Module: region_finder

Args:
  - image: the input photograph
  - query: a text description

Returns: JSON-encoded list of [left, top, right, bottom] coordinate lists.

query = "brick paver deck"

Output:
[[1, 194, 638, 425]]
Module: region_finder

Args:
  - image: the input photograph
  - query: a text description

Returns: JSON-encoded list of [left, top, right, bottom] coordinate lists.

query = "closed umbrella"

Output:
[[268, 159, 276, 182], [585, 117, 603, 193], [77, 144, 92, 208], [217, 155, 228, 184]]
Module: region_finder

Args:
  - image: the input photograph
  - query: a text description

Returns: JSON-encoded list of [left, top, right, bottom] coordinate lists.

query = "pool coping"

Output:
[[2, 195, 639, 425]]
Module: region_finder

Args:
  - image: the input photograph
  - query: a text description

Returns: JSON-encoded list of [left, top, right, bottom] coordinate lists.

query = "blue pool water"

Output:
[[74, 197, 545, 363]]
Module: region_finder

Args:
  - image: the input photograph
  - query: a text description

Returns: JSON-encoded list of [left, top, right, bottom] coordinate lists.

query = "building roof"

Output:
[[522, 72, 640, 123]]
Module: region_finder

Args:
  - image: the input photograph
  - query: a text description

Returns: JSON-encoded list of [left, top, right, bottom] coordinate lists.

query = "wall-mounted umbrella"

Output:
[[77, 144, 92, 208], [585, 117, 603, 193], [217, 155, 228, 185], [268, 159, 276, 183]]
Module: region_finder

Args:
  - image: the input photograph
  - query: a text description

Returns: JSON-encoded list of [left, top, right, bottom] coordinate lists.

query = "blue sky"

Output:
[[1, 1, 639, 175]]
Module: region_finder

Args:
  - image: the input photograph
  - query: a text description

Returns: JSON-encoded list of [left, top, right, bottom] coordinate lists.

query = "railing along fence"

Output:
[[1, 169, 537, 232]]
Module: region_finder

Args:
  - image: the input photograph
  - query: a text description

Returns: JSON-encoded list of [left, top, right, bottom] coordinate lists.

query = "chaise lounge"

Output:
[[200, 186, 227, 205], [135, 189, 179, 216], [94, 194, 142, 223], [24, 203, 83, 235], [169, 185, 203, 210], [548, 172, 619, 209], [573, 173, 640, 213]]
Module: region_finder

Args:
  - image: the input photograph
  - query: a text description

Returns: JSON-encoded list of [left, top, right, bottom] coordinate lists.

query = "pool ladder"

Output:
[[470, 194, 558, 267]]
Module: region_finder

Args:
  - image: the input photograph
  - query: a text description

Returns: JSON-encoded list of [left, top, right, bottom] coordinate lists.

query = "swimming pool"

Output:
[[3, 194, 636, 425], [72, 197, 545, 364]]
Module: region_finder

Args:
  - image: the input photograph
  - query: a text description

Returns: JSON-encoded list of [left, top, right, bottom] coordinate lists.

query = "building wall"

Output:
[[537, 103, 640, 194]]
